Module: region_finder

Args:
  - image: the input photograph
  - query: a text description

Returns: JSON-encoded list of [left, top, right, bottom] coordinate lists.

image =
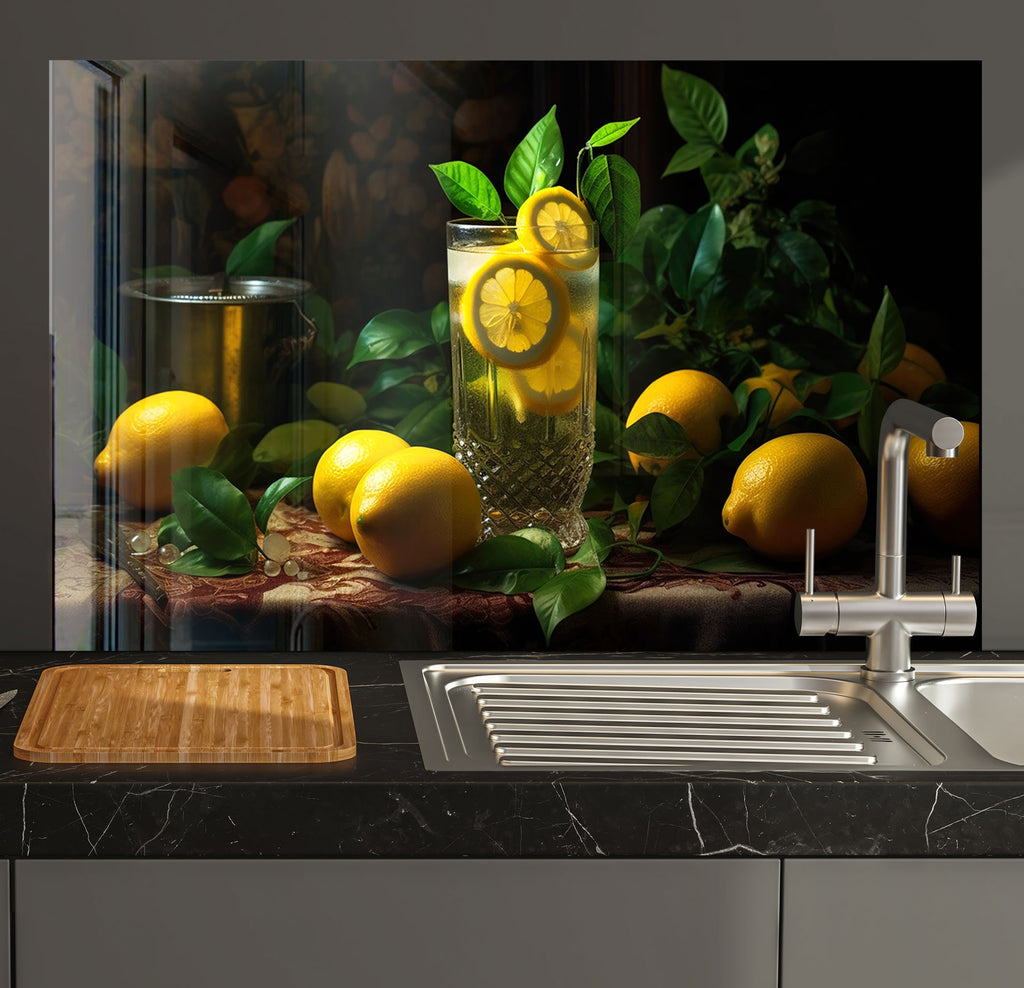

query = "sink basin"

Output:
[[401, 657, 1024, 773], [916, 678, 1024, 765]]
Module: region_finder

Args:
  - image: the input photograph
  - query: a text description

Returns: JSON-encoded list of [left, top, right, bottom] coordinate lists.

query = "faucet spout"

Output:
[[876, 399, 965, 598], [795, 398, 976, 683]]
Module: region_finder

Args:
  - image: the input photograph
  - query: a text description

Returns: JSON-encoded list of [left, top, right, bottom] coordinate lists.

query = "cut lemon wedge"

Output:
[[461, 253, 569, 369], [508, 321, 586, 416], [516, 187, 598, 270]]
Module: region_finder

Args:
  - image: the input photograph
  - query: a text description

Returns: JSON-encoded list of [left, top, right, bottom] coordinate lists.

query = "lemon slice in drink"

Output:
[[461, 253, 569, 369], [516, 187, 598, 270], [509, 321, 586, 416]]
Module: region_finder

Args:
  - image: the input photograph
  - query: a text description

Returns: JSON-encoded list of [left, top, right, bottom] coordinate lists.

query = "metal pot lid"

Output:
[[120, 274, 313, 304]]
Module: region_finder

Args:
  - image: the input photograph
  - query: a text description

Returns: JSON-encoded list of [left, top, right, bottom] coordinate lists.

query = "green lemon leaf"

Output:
[[861, 286, 906, 381], [225, 218, 297, 278], [651, 459, 704, 533], [363, 366, 419, 401], [789, 199, 841, 233], [430, 301, 451, 345], [171, 467, 257, 561], [857, 386, 887, 465], [156, 514, 191, 551], [285, 448, 326, 481], [205, 422, 262, 492], [303, 293, 339, 359], [452, 533, 563, 593], [661, 65, 728, 147], [667, 205, 716, 301], [533, 566, 607, 645], [395, 397, 453, 452], [919, 381, 980, 420], [599, 261, 649, 312], [689, 202, 726, 297], [367, 383, 435, 422], [429, 161, 502, 220], [769, 230, 830, 289], [700, 155, 748, 205], [622, 412, 693, 460], [767, 325, 864, 376], [588, 117, 640, 149], [662, 143, 717, 177], [727, 389, 772, 451], [627, 499, 649, 541], [820, 372, 873, 419], [595, 401, 625, 454], [253, 420, 339, 473], [348, 308, 435, 368], [665, 542, 775, 574], [568, 518, 616, 567], [164, 548, 256, 578], [736, 123, 781, 166], [620, 204, 688, 284], [580, 153, 641, 258], [504, 105, 564, 209], [792, 372, 832, 402], [255, 475, 313, 534], [509, 527, 566, 574]]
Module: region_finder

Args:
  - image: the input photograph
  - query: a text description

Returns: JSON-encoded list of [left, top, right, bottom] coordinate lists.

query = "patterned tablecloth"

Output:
[[54, 501, 980, 654]]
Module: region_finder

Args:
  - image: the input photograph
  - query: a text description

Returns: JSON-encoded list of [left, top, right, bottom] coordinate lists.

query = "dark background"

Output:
[[532, 60, 981, 390]]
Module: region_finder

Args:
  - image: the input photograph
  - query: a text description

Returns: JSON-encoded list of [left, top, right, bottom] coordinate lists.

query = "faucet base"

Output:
[[860, 665, 916, 684]]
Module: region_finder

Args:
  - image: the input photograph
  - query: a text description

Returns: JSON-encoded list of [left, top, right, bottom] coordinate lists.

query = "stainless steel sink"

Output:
[[401, 657, 1024, 773], [916, 678, 1024, 765]]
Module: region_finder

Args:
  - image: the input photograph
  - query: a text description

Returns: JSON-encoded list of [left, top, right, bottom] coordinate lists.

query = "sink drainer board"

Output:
[[401, 660, 947, 772]]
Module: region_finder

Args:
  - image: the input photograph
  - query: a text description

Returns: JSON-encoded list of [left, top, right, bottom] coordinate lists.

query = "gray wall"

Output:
[[1, 2, 1018, 650]]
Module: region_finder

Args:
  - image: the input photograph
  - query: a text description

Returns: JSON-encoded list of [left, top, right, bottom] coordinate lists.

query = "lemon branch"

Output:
[[576, 144, 593, 200], [604, 542, 664, 581]]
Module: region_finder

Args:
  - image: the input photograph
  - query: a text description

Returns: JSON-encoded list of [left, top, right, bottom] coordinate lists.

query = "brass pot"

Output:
[[119, 275, 316, 428]]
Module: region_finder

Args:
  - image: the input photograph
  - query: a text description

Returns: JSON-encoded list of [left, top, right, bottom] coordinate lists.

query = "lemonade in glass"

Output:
[[447, 188, 599, 551]]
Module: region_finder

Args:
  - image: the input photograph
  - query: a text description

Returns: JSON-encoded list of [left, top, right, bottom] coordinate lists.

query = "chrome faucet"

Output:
[[795, 398, 977, 682]]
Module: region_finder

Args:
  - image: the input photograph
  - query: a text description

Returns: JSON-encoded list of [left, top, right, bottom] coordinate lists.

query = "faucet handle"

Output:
[[805, 528, 816, 594], [951, 555, 961, 595]]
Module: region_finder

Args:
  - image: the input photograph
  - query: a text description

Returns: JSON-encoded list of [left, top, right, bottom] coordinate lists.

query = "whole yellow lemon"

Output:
[[722, 433, 867, 561], [350, 447, 482, 579], [739, 375, 804, 429], [877, 342, 946, 404], [312, 429, 410, 543], [625, 369, 738, 474], [93, 391, 229, 512]]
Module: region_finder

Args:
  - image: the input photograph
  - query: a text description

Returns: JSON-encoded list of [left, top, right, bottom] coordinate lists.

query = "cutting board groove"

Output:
[[13, 664, 356, 763]]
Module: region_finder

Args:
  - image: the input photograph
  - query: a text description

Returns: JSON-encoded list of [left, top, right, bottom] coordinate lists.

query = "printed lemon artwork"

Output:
[[86, 65, 979, 648]]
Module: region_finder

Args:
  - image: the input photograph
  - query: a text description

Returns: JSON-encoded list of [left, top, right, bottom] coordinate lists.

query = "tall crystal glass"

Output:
[[447, 219, 599, 551]]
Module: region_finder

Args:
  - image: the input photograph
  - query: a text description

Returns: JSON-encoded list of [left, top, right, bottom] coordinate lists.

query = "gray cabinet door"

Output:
[[0, 864, 8, 988], [783, 859, 1024, 988], [16, 859, 779, 988]]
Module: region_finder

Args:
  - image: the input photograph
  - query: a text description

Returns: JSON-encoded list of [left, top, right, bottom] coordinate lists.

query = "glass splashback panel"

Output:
[[51, 60, 981, 652]]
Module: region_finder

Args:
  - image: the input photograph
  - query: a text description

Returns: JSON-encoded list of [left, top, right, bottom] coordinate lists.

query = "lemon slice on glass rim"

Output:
[[516, 187, 598, 270], [508, 319, 587, 417], [461, 252, 570, 369]]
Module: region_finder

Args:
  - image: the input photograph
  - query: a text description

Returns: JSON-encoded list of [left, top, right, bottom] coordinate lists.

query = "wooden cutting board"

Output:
[[13, 664, 357, 763]]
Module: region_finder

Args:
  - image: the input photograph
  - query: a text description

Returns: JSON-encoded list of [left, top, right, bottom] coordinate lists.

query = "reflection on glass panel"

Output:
[[52, 60, 981, 654]]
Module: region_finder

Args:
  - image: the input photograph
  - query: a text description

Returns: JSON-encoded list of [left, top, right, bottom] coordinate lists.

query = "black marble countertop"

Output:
[[3, 650, 1024, 859]]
